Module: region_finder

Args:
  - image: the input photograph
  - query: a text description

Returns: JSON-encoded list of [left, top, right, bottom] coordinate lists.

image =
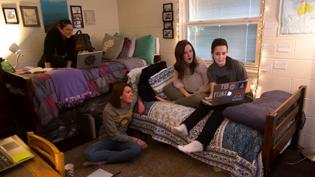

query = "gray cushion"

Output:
[[102, 33, 124, 60], [223, 90, 291, 132]]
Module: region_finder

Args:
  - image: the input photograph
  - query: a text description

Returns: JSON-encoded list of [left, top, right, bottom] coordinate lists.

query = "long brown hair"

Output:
[[174, 40, 198, 79], [109, 82, 132, 108]]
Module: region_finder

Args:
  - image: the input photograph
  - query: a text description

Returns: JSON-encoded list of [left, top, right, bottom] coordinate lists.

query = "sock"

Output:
[[177, 140, 203, 153], [83, 161, 106, 166], [172, 124, 188, 136]]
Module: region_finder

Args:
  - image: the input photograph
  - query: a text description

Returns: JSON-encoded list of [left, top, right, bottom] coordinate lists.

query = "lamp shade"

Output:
[[9, 43, 21, 54]]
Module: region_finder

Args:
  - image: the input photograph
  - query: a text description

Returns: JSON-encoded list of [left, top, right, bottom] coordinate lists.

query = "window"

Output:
[[182, 0, 263, 66]]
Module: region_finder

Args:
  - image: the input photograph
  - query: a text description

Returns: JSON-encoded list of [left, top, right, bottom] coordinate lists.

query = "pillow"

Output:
[[133, 35, 156, 64], [223, 90, 291, 132], [148, 66, 174, 98], [118, 38, 131, 58], [127, 37, 136, 57], [102, 33, 124, 60]]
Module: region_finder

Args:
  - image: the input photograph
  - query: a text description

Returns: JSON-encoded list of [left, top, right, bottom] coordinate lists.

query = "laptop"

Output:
[[76, 51, 103, 69], [202, 80, 248, 106], [0, 135, 35, 172]]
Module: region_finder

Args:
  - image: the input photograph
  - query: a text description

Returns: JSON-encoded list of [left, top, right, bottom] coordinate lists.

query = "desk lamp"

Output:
[[9, 43, 22, 69]]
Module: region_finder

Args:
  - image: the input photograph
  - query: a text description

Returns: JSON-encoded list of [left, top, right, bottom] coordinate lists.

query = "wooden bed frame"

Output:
[[263, 85, 306, 177]]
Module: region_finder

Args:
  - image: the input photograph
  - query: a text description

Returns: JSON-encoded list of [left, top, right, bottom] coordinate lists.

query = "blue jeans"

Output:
[[84, 138, 142, 163]]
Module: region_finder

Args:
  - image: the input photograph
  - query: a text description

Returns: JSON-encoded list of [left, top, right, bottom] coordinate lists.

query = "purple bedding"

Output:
[[32, 58, 145, 126]]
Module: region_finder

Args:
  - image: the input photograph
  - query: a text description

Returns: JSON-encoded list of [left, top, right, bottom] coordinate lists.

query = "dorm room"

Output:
[[1, 0, 315, 177]]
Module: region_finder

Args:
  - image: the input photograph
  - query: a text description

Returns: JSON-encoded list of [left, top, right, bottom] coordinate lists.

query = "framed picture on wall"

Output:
[[164, 21, 173, 29], [163, 28, 174, 39], [20, 6, 40, 27], [2, 8, 19, 24], [163, 3, 173, 12], [70, 5, 84, 28], [162, 11, 173, 22]]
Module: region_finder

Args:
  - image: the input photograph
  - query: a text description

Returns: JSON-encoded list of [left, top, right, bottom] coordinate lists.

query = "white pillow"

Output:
[[148, 66, 174, 98], [127, 37, 136, 57]]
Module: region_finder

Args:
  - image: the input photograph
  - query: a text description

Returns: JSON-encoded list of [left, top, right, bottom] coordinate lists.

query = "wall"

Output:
[[117, 0, 178, 66], [0, 0, 119, 67], [260, 0, 315, 152]]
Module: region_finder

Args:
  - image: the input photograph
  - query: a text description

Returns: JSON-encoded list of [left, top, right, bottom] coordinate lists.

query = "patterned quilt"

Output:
[[32, 58, 145, 127], [130, 101, 264, 177]]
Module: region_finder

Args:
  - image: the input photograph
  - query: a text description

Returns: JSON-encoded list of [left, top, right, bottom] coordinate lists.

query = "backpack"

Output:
[[73, 30, 94, 52]]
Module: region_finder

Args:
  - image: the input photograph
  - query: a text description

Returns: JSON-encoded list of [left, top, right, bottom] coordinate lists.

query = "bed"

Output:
[[130, 85, 306, 177], [3, 58, 146, 145]]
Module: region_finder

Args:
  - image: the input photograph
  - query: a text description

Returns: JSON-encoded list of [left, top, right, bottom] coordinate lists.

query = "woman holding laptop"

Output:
[[173, 38, 252, 153]]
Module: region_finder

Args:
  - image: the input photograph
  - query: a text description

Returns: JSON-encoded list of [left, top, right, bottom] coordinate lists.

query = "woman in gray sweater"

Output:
[[84, 82, 147, 165], [159, 40, 209, 107]]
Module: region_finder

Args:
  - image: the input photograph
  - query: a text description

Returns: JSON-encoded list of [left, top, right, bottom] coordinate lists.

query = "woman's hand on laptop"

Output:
[[204, 92, 213, 100]]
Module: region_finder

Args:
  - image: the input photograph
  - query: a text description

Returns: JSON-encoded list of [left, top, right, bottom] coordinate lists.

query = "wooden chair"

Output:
[[27, 131, 65, 176]]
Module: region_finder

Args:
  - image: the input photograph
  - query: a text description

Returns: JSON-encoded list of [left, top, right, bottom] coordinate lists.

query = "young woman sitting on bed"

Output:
[[157, 40, 209, 108], [84, 82, 147, 165], [173, 38, 253, 153]]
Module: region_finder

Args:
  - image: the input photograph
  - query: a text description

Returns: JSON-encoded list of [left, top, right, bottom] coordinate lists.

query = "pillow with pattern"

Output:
[[148, 66, 174, 98], [102, 33, 124, 60]]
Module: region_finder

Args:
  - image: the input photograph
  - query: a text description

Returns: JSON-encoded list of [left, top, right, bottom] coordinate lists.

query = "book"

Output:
[[87, 168, 113, 177]]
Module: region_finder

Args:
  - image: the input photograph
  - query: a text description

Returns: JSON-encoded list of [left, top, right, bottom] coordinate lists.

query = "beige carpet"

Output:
[[64, 137, 229, 177]]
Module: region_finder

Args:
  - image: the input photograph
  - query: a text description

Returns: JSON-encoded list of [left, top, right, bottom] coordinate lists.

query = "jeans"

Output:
[[183, 97, 252, 146], [84, 138, 142, 163]]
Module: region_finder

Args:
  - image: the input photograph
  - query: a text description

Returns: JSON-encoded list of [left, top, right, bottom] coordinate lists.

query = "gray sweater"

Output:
[[98, 103, 134, 142]]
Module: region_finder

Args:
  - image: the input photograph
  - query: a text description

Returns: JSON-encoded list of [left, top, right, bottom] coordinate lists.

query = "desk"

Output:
[[0, 154, 62, 177], [0, 135, 62, 177]]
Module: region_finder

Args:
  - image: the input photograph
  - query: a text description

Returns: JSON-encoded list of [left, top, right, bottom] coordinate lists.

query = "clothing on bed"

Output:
[[138, 61, 167, 102]]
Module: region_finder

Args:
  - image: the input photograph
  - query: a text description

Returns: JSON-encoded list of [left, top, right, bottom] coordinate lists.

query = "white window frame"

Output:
[[180, 0, 265, 72]]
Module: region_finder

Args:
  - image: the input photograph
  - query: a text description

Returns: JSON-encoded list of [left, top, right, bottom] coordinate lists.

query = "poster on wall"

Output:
[[41, 0, 69, 32], [280, 0, 315, 34]]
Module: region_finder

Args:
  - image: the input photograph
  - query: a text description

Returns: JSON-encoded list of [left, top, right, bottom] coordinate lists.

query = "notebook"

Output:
[[0, 135, 35, 172], [87, 168, 114, 177], [76, 51, 103, 69], [202, 80, 248, 106]]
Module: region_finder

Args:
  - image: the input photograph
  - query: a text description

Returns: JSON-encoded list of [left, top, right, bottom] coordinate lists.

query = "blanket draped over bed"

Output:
[[32, 58, 146, 127], [130, 101, 264, 177]]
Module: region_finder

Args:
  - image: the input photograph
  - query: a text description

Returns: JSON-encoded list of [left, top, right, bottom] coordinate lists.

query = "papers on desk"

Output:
[[87, 168, 113, 177], [15, 67, 53, 74]]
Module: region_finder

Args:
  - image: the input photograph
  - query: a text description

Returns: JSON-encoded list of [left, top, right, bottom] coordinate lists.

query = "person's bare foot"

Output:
[[172, 124, 188, 137], [177, 140, 203, 153]]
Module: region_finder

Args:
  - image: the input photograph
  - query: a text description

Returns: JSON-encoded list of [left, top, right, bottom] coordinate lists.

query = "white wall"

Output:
[[117, 0, 178, 66], [260, 0, 315, 152], [0, 0, 119, 67]]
